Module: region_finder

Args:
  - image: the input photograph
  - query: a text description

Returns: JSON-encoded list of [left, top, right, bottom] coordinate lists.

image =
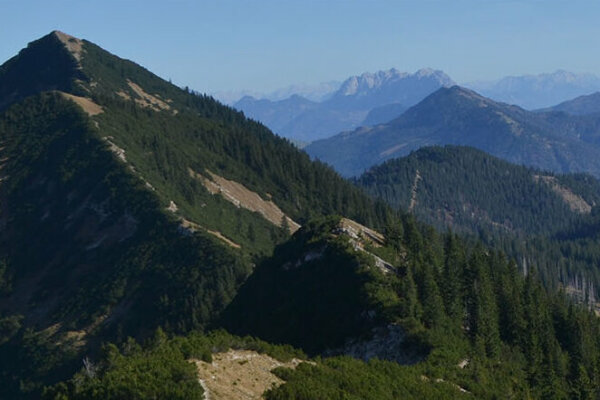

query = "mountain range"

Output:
[[212, 80, 341, 105], [1, 31, 600, 400], [305, 85, 600, 177], [466, 70, 600, 109], [234, 68, 454, 142]]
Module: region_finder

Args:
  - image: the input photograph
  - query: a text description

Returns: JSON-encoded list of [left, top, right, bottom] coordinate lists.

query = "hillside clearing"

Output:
[[193, 350, 302, 400]]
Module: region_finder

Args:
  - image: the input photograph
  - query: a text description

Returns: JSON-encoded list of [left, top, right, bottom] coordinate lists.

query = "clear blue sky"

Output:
[[2, 0, 600, 95]]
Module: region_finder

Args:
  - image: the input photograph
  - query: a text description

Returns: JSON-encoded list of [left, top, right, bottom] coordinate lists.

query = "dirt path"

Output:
[[408, 169, 421, 212]]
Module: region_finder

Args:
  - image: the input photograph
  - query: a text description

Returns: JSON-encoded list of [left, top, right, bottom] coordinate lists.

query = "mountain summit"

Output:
[[332, 68, 453, 104], [0, 31, 390, 396], [234, 68, 454, 141]]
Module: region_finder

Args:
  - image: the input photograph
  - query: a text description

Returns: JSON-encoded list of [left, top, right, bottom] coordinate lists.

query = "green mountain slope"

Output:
[[355, 145, 600, 310], [305, 86, 600, 177], [356, 146, 600, 235], [0, 31, 393, 397]]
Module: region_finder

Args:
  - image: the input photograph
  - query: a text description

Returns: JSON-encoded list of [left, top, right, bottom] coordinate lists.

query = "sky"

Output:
[[2, 0, 600, 98]]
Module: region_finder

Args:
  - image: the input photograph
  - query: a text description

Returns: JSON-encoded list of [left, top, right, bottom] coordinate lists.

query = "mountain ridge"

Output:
[[305, 85, 600, 177], [0, 31, 395, 397]]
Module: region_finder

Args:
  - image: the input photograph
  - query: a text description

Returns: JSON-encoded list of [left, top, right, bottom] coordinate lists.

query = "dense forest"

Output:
[[355, 145, 600, 309]]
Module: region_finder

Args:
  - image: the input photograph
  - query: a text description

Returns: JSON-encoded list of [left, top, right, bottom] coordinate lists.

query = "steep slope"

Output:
[[0, 31, 394, 397], [466, 70, 600, 109], [306, 86, 600, 177], [546, 91, 600, 115], [222, 217, 399, 354], [356, 146, 600, 235], [234, 68, 453, 142]]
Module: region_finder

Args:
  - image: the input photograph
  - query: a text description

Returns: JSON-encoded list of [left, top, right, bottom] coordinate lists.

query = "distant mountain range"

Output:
[[234, 68, 454, 142], [305, 86, 600, 177], [466, 70, 600, 109], [212, 80, 341, 105]]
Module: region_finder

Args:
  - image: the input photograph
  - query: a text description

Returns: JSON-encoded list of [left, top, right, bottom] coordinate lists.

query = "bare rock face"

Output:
[[324, 324, 425, 365]]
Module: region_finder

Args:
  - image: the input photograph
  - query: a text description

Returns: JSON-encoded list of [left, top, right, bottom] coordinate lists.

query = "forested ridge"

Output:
[[356, 145, 600, 310], [0, 32, 392, 397]]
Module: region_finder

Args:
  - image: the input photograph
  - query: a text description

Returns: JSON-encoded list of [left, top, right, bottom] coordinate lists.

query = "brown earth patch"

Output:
[[193, 350, 303, 400], [190, 168, 301, 233], [59, 92, 103, 116], [380, 143, 408, 157], [534, 175, 592, 213], [54, 31, 84, 62], [126, 80, 172, 112]]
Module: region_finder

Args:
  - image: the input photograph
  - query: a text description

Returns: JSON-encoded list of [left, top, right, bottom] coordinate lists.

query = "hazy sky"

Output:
[[2, 0, 600, 96]]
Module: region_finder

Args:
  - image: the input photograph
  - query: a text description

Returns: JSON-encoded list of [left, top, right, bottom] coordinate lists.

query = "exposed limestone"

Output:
[[190, 168, 301, 233], [337, 217, 385, 247], [103, 137, 127, 162], [59, 92, 103, 116], [534, 175, 592, 213], [193, 350, 303, 400], [335, 218, 393, 274], [166, 200, 178, 213], [282, 246, 326, 270]]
